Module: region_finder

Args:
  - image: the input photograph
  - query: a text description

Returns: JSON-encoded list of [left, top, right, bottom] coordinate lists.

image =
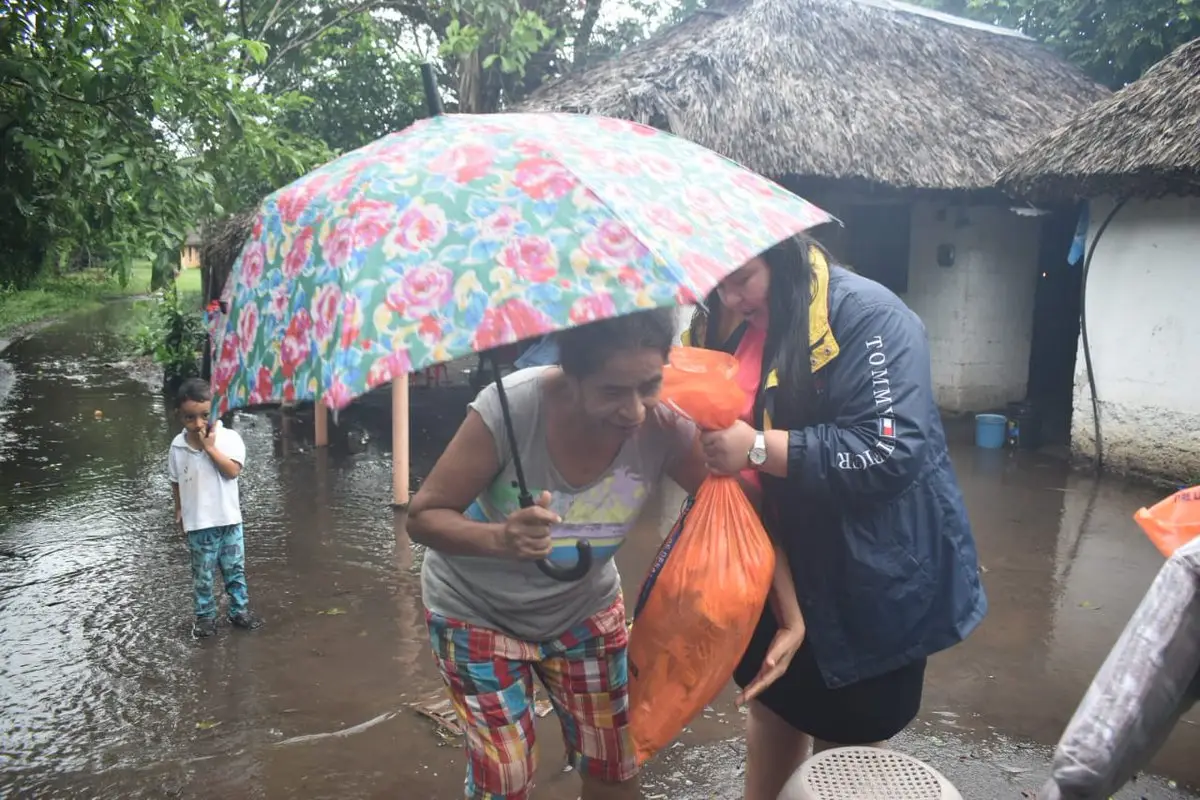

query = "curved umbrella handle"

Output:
[[536, 540, 593, 582]]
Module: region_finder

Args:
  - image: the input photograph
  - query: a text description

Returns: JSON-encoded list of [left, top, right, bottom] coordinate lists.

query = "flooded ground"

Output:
[[2, 303, 1198, 799]]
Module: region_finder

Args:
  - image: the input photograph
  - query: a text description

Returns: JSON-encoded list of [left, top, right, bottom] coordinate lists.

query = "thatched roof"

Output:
[[521, 0, 1106, 191], [998, 38, 1200, 201], [200, 210, 255, 304]]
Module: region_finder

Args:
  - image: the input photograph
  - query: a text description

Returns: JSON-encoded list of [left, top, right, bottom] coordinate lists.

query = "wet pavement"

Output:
[[1, 303, 1198, 799]]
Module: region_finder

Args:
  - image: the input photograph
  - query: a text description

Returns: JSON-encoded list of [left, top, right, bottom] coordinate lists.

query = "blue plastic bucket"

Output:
[[975, 414, 1007, 449]]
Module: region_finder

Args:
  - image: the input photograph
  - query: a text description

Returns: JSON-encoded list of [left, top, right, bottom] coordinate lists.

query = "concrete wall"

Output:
[[902, 202, 1042, 412], [1070, 196, 1200, 481]]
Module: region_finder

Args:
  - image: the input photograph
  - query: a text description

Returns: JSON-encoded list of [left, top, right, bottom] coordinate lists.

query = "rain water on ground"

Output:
[[1, 303, 1198, 798]]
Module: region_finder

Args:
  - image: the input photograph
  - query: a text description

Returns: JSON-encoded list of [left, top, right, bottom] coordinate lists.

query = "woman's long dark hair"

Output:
[[760, 235, 828, 430]]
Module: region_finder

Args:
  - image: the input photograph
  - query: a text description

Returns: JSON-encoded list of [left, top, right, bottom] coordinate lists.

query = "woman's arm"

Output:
[[407, 411, 508, 557], [407, 410, 558, 558]]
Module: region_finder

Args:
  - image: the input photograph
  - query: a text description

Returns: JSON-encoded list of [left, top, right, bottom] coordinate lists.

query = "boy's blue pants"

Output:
[[186, 524, 249, 618]]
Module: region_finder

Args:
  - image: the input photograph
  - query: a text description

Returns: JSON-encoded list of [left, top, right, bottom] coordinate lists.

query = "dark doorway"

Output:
[[1025, 207, 1083, 447]]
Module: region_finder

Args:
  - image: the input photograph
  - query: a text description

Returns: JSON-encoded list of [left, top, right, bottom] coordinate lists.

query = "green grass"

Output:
[[175, 266, 203, 304], [0, 261, 154, 337]]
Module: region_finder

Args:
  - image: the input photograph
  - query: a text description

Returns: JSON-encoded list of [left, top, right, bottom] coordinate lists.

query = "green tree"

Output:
[[911, 0, 1200, 88]]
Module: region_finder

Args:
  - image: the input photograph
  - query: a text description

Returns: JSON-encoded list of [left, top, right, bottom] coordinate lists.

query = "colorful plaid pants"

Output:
[[426, 595, 636, 799]]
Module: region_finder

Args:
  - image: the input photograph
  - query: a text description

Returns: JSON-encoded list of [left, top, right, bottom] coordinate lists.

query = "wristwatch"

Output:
[[747, 431, 768, 468]]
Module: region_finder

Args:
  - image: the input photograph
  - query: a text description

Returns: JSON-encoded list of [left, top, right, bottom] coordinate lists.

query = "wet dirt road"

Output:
[[1, 305, 1198, 798]]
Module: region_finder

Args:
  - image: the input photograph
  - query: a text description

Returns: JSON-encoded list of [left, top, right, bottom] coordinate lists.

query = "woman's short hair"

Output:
[[556, 308, 675, 377]]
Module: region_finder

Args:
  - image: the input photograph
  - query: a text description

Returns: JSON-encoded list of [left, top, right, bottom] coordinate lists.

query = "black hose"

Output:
[[1079, 196, 1129, 473]]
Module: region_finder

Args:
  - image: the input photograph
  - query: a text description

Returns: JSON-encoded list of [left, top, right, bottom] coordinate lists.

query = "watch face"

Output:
[[749, 437, 767, 466]]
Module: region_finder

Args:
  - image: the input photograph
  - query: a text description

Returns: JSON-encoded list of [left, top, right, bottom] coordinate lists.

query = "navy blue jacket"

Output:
[[760, 266, 987, 688]]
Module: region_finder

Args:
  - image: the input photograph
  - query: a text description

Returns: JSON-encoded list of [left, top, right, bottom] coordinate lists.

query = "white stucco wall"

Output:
[[902, 202, 1042, 412], [1070, 195, 1200, 481]]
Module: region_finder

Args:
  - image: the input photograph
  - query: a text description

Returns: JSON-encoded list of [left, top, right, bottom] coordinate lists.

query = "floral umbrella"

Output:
[[210, 112, 831, 418]]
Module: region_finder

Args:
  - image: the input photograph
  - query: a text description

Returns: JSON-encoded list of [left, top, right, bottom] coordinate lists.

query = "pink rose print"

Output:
[[312, 285, 342, 348], [596, 117, 657, 137], [471, 299, 553, 352], [513, 158, 576, 201], [367, 349, 413, 389], [283, 380, 297, 404], [339, 294, 363, 349], [212, 334, 239, 393], [269, 285, 290, 319], [321, 218, 355, 269], [639, 153, 682, 182], [679, 251, 729, 287], [617, 265, 645, 290], [759, 204, 806, 242], [681, 185, 726, 220], [277, 174, 328, 225], [569, 293, 617, 325], [391, 202, 448, 254], [645, 204, 695, 236], [731, 169, 778, 198], [418, 315, 442, 344], [281, 311, 313, 379], [349, 198, 397, 250], [236, 305, 258, 355], [428, 143, 496, 184], [240, 242, 266, 289], [385, 262, 454, 318], [581, 220, 648, 267], [252, 215, 263, 238], [479, 206, 521, 241], [498, 236, 558, 283], [283, 228, 314, 279], [250, 367, 275, 405], [324, 379, 353, 410]]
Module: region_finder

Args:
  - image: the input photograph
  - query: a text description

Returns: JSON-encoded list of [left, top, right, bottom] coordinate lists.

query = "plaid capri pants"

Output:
[[426, 594, 636, 799]]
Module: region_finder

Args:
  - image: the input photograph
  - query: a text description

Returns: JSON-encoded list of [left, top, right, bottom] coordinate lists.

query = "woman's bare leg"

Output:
[[745, 700, 812, 800]]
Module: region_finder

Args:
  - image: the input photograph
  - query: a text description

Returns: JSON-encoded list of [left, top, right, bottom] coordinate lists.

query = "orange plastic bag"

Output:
[[627, 346, 776, 765], [1134, 486, 1200, 557]]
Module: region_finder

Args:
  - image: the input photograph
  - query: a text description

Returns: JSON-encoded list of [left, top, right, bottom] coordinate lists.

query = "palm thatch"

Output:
[[521, 0, 1106, 191], [999, 38, 1200, 201], [199, 209, 256, 304]]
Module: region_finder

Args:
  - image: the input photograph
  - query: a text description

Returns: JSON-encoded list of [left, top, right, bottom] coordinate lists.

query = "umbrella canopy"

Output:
[[209, 112, 832, 417]]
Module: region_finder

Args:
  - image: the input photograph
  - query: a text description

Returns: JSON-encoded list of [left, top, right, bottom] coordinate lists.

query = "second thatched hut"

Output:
[[998, 38, 1200, 480]]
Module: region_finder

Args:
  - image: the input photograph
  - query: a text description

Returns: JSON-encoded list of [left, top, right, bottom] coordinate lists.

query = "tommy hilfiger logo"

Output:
[[879, 416, 896, 439]]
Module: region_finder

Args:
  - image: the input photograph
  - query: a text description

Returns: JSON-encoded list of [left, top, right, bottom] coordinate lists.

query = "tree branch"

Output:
[[259, 1, 378, 79], [572, 0, 604, 69]]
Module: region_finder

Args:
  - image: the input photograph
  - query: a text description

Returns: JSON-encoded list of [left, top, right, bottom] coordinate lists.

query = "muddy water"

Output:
[[1, 306, 1198, 798]]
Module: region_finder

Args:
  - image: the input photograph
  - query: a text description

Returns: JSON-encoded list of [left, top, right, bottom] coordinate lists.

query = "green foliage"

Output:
[[910, 0, 1200, 88], [139, 281, 206, 384]]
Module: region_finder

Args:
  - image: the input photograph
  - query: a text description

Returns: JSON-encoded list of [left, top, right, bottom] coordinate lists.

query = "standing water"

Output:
[[2, 303, 1199, 798]]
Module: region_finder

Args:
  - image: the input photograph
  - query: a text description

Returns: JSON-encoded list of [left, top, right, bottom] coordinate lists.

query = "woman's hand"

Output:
[[500, 491, 561, 560], [699, 420, 757, 475], [736, 617, 806, 706]]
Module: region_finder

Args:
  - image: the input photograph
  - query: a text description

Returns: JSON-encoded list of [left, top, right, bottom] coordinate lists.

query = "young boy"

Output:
[[168, 378, 263, 638]]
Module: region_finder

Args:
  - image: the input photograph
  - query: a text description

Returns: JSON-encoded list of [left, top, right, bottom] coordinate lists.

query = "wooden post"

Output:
[[314, 402, 329, 448], [392, 379, 410, 507]]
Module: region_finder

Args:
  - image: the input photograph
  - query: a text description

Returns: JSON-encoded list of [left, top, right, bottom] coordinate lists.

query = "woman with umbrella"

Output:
[[697, 235, 988, 800], [407, 307, 806, 800]]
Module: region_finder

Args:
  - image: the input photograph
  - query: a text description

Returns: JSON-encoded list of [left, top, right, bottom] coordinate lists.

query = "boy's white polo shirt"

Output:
[[168, 423, 246, 533]]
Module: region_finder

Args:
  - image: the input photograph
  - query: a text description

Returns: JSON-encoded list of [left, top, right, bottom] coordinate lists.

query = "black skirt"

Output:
[[733, 609, 926, 745]]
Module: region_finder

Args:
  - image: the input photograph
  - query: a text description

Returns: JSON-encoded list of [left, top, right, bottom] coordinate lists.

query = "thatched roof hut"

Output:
[[521, 0, 1106, 191], [998, 38, 1200, 201]]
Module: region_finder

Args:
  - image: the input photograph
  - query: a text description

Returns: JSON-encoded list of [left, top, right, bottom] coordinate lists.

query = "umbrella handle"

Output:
[[491, 352, 593, 582], [536, 540, 593, 582]]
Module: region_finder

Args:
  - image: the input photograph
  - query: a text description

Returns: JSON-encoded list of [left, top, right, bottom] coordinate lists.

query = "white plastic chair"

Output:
[[780, 746, 963, 800]]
